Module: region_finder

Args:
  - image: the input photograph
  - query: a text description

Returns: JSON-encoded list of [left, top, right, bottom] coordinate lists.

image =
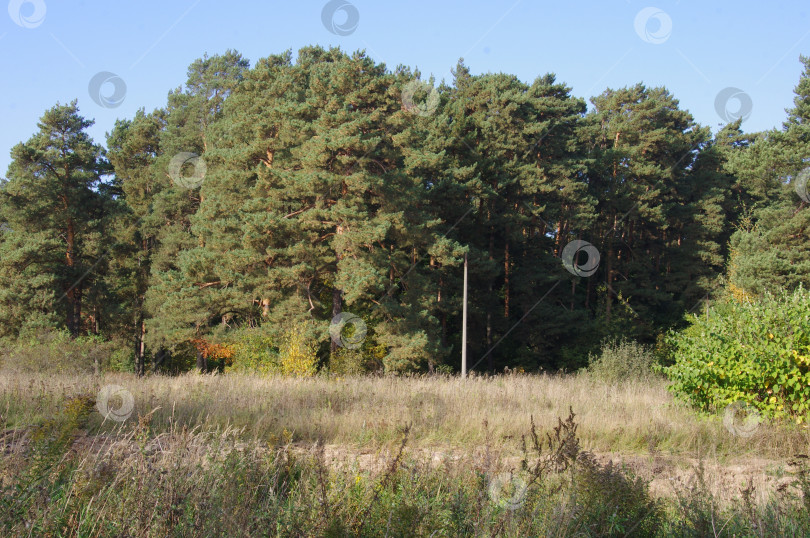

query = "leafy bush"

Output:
[[586, 338, 658, 383], [664, 286, 810, 421], [328, 347, 369, 375], [278, 324, 318, 377], [224, 325, 279, 374], [225, 322, 318, 377], [0, 329, 128, 374]]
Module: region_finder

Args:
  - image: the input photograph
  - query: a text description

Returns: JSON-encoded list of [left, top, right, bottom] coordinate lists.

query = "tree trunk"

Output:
[[438, 275, 448, 349], [196, 348, 208, 373], [92, 304, 100, 335], [154, 347, 168, 370], [65, 217, 80, 337], [504, 241, 510, 318], [331, 288, 342, 354], [487, 226, 494, 371], [570, 278, 576, 311], [606, 214, 616, 323], [135, 319, 146, 377], [331, 222, 344, 354], [73, 285, 83, 337]]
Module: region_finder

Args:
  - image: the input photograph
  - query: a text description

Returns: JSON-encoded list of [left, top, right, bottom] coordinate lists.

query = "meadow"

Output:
[[3, 371, 810, 536]]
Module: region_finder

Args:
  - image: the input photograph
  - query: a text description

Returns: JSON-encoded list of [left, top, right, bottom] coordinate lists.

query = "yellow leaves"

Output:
[[768, 333, 775, 340], [727, 282, 751, 303], [791, 349, 810, 366], [279, 324, 318, 377]]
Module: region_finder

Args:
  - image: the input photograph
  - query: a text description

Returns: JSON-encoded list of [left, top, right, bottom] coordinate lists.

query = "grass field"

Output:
[[3, 372, 810, 536]]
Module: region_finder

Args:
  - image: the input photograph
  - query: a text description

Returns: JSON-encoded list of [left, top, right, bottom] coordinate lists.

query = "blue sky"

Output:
[[1, 0, 808, 176]]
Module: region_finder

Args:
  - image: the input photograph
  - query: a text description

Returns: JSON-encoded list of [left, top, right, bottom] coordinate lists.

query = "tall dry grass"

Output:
[[2, 371, 808, 459], [3, 379, 810, 536]]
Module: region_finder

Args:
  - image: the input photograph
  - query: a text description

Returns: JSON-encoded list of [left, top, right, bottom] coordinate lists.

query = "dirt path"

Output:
[[3, 427, 801, 505], [314, 443, 800, 505]]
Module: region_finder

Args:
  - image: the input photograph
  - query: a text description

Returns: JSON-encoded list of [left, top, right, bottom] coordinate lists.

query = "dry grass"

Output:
[[2, 371, 808, 459], [4, 371, 810, 535]]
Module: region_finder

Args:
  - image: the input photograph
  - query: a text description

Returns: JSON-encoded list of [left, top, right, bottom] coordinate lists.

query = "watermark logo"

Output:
[[407, 389, 446, 425], [321, 0, 359, 36], [634, 7, 672, 44], [168, 152, 207, 189], [488, 471, 528, 510], [96, 385, 134, 422], [329, 312, 367, 349], [794, 167, 810, 203], [8, 0, 46, 28], [723, 401, 761, 438], [561, 240, 600, 277], [88, 71, 127, 109], [401, 80, 440, 117], [714, 87, 753, 124]]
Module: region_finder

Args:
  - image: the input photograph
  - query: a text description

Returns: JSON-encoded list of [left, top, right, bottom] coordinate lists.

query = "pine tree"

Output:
[[727, 56, 810, 296], [582, 85, 712, 339], [143, 51, 249, 372], [106, 109, 164, 374], [0, 101, 109, 338]]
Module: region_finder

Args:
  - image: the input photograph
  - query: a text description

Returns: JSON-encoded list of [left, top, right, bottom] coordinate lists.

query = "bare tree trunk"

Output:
[[135, 319, 146, 377], [331, 222, 345, 354], [331, 288, 342, 354], [73, 285, 83, 337], [153, 348, 167, 371], [438, 276, 447, 349], [65, 218, 79, 337], [196, 348, 207, 373], [504, 241, 510, 319], [571, 279, 576, 311], [487, 227, 494, 371], [606, 214, 616, 323]]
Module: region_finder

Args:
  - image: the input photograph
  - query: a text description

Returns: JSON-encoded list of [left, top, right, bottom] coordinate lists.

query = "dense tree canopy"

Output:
[[2, 47, 808, 374]]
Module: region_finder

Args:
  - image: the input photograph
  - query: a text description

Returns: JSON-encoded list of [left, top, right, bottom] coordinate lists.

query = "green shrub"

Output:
[[586, 338, 658, 383], [224, 325, 279, 374], [225, 322, 319, 376], [328, 347, 368, 375], [663, 286, 810, 422], [0, 329, 128, 374]]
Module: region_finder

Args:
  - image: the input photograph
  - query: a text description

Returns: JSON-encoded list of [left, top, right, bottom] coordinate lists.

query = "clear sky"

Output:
[[1, 0, 808, 176]]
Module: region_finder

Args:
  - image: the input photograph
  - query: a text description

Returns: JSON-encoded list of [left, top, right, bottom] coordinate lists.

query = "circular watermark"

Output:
[[714, 87, 753, 124], [488, 471, 529, 510], [168, 152, 207, 189], [723, 401, 761, 438], [634, 7, 672, 44], [401, 80, 440, 117], [407, 389, 447, 426], [321, 0, 359, 36], [96, 385, 134, 422], [561, 240, 600, 277], [88, 71, 127, 109], [8, 0, 46, 28], [794, 167, 810, 203], [329, 312, 367, 350]]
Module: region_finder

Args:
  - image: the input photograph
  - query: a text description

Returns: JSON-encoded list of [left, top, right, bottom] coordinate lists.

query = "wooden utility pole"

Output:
[[461, 252, 468, 378]]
